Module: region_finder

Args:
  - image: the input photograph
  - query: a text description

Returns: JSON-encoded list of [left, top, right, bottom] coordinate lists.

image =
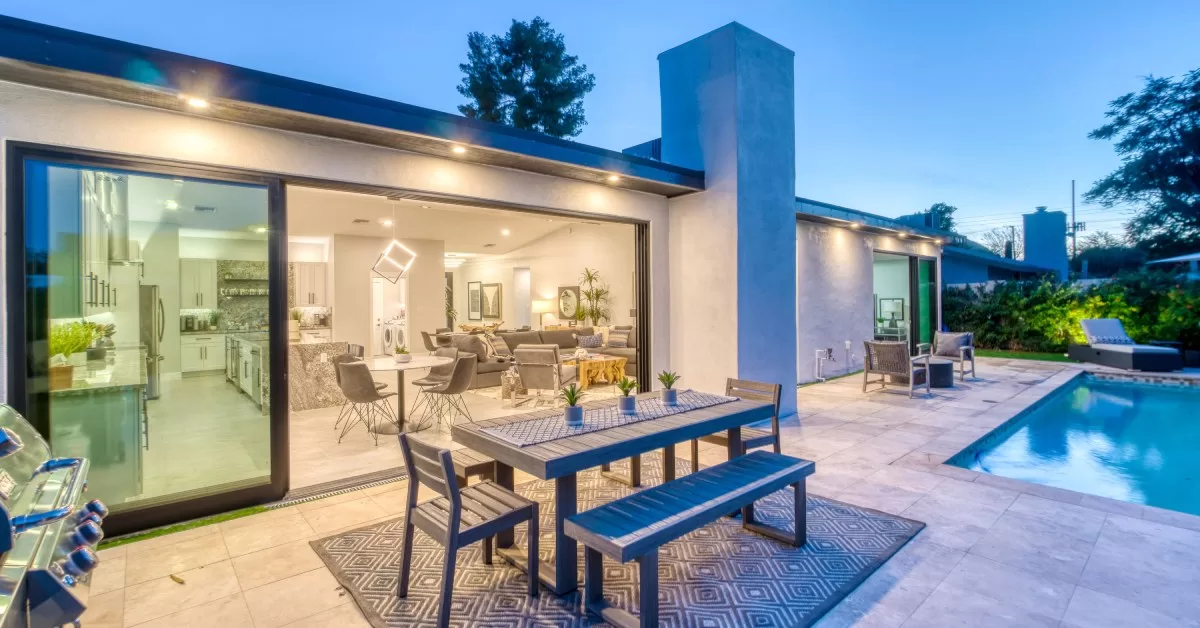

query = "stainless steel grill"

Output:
[[0, 405, 106, 627]]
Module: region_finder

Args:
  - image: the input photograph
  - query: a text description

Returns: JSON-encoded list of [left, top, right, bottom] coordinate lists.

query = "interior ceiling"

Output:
[[286, 186, 570, 254]]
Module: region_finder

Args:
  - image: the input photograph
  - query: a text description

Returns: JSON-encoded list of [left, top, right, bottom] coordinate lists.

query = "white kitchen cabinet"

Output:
[[180, 259, 218, 309], [294, 262, 328, 307], [181, 334, 225, 372]]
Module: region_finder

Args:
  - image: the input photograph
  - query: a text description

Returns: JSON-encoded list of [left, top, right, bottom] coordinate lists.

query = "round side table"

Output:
[[926, 357, 955, 388]]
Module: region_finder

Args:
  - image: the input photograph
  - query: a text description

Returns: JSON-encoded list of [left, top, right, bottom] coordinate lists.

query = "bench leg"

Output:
[[527, 504, 539, 598], [795, 479, 807, 547], [741, 477, 808, 548], [638, 551, 659, 628], [689, 438, 700, 473], [584, 547, 603, 611]]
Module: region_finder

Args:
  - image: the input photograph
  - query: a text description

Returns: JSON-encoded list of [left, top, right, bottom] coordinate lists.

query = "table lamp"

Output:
[[531, 300, 553, 329]]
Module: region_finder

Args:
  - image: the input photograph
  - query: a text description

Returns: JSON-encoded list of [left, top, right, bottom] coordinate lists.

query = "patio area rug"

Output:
[[311, 455, 923, 627]]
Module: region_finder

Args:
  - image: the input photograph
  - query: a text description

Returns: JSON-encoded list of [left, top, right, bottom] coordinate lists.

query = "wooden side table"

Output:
[[563, 355, 627, 390]]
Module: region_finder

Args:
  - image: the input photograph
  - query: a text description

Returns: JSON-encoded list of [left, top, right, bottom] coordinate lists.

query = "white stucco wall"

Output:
[[0, 80, 674, 385], [796, 220, 941, 383]]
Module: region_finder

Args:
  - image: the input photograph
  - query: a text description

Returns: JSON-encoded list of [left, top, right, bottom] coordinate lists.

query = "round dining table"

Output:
[[368, 355, 453, 434]]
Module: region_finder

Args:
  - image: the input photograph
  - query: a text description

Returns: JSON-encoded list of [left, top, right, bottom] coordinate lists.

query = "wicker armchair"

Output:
[[863, 341, 930, 398]]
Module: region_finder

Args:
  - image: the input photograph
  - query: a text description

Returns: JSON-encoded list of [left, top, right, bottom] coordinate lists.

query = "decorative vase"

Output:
[[394, 354, 412, 364], [661, 388, 678, 405], [618, 395, 637, 415], [564, 405, 584, 427], [49, 365, 74, 391]]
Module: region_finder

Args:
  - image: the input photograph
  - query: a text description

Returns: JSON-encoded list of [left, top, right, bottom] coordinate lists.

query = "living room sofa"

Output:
[[447, 334, 511, 389], [497, 326, 638, 377]]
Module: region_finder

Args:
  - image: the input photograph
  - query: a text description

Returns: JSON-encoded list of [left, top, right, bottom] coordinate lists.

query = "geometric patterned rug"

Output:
[[311, 454, 924, 627]]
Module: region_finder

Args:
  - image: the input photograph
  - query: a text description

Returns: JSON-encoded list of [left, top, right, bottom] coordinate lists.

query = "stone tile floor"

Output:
[[81, 358, 1200, 627]]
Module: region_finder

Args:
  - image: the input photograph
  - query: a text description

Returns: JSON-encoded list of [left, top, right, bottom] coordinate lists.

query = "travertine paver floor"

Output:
[[80, 358, 1200, 627]]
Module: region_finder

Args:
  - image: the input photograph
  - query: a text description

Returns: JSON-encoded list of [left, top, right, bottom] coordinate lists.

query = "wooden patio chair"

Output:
[[397, 434, 539, 627], [689, 378, 782, 472]]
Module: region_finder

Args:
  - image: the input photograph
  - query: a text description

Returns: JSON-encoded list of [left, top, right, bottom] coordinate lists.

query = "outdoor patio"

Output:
[[80, 357, 1200, 627]]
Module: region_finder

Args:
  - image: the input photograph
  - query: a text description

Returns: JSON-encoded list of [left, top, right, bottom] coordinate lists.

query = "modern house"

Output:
[[0, 15, 943, 532]]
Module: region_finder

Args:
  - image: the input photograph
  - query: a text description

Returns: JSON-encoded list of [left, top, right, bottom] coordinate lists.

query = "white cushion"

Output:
[[1080, 319, 1132, 345], [1091, 343, 1180, 355]]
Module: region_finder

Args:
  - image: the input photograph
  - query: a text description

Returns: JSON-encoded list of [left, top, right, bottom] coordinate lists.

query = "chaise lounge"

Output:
[[1067, 318, 1183, 372]]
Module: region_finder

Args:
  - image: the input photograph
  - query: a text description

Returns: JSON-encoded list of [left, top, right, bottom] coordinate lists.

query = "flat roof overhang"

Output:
[[796, 198, 944, 244], [0, 15, 704, 198]]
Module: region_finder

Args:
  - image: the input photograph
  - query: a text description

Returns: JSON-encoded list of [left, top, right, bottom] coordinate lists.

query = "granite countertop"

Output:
[[229, 333, 270, 347], [50, 347, 147, 396], [180, 330, 227, 336], [298, 325, 331, 331]]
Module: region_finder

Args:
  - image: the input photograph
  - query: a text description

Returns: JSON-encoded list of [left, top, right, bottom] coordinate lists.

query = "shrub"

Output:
[[943, 270, 1200, 351]]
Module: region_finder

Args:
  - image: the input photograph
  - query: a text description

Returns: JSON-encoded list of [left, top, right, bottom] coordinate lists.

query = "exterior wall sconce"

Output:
[[372, 240, 417, 283]]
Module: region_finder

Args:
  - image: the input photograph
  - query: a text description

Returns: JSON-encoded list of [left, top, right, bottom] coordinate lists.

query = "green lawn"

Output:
[[974, 349, 1077, 363], [98, 505, 270, 550]]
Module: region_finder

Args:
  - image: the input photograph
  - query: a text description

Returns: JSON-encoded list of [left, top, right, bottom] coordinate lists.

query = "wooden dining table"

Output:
[[451, 392, 773, 596]]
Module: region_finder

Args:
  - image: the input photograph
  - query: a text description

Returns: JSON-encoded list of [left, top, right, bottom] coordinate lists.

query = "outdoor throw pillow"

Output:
[[1093, 335, 1133, 345], [575, 333, 604, 349], [935, 332, 972, 358], [608, 329, 630, 348], [487, 335, 512, 357]]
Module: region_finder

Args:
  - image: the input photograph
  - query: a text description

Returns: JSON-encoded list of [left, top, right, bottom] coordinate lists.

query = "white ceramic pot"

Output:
[[564, 405, 584, 427], [661, 388, 678, 405], [618, 395, 637, 415], [394, 354, 412, 364]]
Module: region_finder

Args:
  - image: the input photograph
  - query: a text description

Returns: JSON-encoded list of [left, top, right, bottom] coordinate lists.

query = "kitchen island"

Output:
[[48, 346, 146, 507], [288, 341, 349, 411], [225, 333, 271, 415]]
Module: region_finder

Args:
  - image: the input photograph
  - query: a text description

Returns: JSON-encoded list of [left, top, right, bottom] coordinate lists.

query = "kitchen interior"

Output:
[[41, 164, 273, 512]]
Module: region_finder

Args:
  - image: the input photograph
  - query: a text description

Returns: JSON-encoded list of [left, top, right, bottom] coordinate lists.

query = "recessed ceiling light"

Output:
[[500, 228, 511, 237], [184, 97, 209, 109], [935, 238, 944, 245], [606, 174, 620, 183], [255, 227, 267, 234], [898, 232, 908, 239], [381, 219, 394, 227], [850, 222, 861, 229], [451, 145, 467, 154], [420, 205, 430, 209], [172, 178, 184, 184], [164, 200, 179, 210]]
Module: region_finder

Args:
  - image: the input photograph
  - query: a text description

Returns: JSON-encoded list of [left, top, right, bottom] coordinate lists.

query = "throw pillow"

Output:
[[487, 335, 512, 357], [608, 329, 630, 348], [934, 332, 972, 358], [1093, 335, 1133, 345], [575, 333, 603, 349]]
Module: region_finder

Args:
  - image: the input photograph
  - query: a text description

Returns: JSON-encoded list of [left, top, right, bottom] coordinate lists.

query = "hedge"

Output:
[[942, 270, 1200, 352]]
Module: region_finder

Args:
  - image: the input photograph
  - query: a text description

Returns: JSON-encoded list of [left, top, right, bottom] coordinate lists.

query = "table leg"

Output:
[[495, 463, 515, 549], [554, 474, 579, 594], [663, 444, 676, 482], [727, 426, 747, 519], [397, 370, 406, 430]]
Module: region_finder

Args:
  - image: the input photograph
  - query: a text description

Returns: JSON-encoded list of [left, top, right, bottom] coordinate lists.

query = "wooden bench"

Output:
[[564, 450, 814, 627]]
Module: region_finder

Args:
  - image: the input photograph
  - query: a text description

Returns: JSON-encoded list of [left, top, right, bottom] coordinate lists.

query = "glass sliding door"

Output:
[[872, 252, 912, 345], [914, 258, 938, 348], [14, 153, 279, 527]]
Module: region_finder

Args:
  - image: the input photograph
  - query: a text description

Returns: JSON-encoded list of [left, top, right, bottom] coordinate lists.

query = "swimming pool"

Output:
[[948, 374, 1200, 516]]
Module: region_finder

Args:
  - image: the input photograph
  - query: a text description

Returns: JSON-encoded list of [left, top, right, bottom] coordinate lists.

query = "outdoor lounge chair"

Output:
[[863, 340, 931, 398], [918, 331, 976, 381], [1068, 319, 1183, 372]]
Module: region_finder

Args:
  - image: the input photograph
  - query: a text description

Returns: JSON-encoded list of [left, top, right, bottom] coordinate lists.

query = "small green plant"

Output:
[[49, 322, 95, 358], [395, 345, 409, 355], [291, 310, 302, 322], [561, 383, 582, 406], [616, 377, 637, 397], [657, 371, 680, 390]]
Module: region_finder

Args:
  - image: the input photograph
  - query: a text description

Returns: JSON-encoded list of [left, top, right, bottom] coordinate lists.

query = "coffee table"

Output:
[[562, 354, 627, 390]]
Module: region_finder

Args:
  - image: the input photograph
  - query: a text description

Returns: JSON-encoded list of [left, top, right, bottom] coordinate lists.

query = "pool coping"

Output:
[[933, 368, 1200, 533]]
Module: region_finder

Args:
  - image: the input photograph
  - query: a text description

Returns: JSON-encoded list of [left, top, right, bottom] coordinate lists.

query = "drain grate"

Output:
[[272, 467, 408, 508]]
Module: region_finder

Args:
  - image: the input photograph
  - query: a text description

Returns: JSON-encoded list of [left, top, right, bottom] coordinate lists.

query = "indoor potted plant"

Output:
[[49, 322, 94, 391], [658, 370, 680, 405], [394, 345, 412, 364], [562, 383, 584, 427], [616, 377, 637, 414]]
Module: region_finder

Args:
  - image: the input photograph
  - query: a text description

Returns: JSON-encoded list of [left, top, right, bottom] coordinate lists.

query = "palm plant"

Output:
[[616, 377, 637, 397], [657, 371, 680, 390], [579, 268, 611, 326], [561, 383, 582, 406]]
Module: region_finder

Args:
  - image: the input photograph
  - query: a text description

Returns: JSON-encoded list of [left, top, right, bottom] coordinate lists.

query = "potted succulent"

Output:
[[49, 322, 95, 391], [658, 371, 680, 405], [562, 383, 584, 427], [394, 345, 412, 364], [616, 377, 637, 414]]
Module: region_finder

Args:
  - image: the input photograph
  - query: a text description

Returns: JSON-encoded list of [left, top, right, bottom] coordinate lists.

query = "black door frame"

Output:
[[5, 141, 655, 533], [871, 249, 940, 355], [4, 141, 290, 536]]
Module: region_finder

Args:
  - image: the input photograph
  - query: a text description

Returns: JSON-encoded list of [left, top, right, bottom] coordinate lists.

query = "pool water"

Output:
[[948, 375, 1200, 516]]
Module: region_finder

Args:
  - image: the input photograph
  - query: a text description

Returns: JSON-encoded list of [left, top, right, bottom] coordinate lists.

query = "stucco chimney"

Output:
[[1022, 206, 1068, 281]]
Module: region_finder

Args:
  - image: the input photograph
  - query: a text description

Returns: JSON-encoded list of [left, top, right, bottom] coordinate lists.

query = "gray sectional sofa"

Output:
[[498, 326, 638, 377]]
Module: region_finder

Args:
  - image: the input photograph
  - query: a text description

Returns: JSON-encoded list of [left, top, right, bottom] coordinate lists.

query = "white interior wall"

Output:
[[453, 223, 636, 330], [179, 236, 267, 261], [0, 80, 673, 390], [872, 258, 910, 324], [796, 220, 941, 382]]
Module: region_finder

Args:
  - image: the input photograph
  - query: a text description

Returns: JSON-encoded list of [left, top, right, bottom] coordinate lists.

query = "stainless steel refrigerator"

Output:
[[139, 285, 165, 399]]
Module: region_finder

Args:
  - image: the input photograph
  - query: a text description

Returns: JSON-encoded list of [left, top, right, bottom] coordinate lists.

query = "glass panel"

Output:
[[917, 259, 936, 346], [24, 160, 271, 513], [872, 252, 911, 345]]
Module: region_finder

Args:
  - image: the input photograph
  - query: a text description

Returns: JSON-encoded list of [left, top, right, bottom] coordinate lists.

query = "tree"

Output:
[[927, 202, 958, 232], [457, 17, 596, 138], [1085, 69, 1200, 258], [980, 226, 1023, 260], [1078, 231, 1125, 251], [1071, 230, 1146, 277]]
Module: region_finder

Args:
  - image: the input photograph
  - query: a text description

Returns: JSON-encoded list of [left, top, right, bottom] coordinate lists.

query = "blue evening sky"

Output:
[[7, 0, 1199, 237]]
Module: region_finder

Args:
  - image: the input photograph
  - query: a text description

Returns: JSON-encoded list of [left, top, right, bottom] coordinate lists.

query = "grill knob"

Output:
[[61, 547, 99, 577], [84, 499, 109, 520], [70, 521, 104, 546], [77, 512, 101, 526]]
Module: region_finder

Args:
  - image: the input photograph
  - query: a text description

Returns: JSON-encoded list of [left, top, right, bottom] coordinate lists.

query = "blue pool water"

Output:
[[948, 375, 1200, 516]]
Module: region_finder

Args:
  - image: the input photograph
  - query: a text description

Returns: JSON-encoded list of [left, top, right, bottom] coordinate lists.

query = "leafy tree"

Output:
[[1085, 69, 1200, 258], [457, 17, 596, 138], [979, 226, 1023, 260], [927, 202, 958, 232], [1078, 231, 1125, 250], [1071, 230, 1146, 277]]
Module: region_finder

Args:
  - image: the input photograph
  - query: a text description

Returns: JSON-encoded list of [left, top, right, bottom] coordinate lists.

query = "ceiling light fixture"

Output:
[[184, 96, 209, 109], [372, 202, 416, 283], [606, 174, 620, 183], [381, 219, 394, 227], [935, 238, 944, 245], [172, 178, 184, 184], [420, 205, 430, 209], [898, 232, 908, 239], [850, 222, 861, 229], [451, 145, 467, 154], [164, 200, 179, 210], [254, 226, 267, 234], [500, 228, 511, 237]]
